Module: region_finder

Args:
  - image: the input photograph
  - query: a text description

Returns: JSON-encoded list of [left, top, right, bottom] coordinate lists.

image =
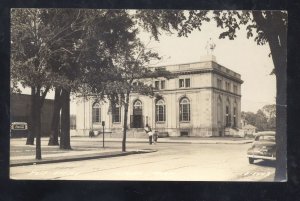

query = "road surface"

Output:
[[10, 142, 275, 181]]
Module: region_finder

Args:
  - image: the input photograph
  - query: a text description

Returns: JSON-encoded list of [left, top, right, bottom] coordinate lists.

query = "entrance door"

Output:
[[132, 100, 143, 128]]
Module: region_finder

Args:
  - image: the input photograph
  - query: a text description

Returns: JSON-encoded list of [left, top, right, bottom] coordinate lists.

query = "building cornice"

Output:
[[153, 86, 241, 97], [169, 68, 243, 84]]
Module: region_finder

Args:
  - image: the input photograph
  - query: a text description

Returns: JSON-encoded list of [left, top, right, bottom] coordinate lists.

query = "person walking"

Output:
[[89, 130, 94, 138], [144, 124, 153, 145]]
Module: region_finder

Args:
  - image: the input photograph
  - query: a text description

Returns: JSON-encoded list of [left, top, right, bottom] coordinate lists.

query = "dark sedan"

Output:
[[247, 132, 276, 164]]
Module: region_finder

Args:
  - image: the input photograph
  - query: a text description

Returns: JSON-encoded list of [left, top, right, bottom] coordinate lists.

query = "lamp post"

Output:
[[102, 121, 105, 148]]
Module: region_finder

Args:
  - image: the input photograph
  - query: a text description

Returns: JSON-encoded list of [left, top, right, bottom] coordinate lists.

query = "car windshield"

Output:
[[256, 135, 275, 142]]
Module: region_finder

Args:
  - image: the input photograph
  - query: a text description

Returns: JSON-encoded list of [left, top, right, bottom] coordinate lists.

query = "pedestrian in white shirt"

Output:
[[144, 124, 153, 145]]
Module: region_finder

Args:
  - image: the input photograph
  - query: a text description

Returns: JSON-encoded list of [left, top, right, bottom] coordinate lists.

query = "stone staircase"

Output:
[[224, 127, 240, 137], [94, 128, 148, 138]]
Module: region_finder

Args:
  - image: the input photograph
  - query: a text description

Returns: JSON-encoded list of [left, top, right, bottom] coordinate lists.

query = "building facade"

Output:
[[76, 55, 243, 137]]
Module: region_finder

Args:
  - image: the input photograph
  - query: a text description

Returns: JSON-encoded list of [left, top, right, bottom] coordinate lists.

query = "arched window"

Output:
[[133, 100, 142, 109], [179, 98, 190, 121], [92, 102, 101, 123], [112, 104, 121, 123], [156, 99, 166, 122]]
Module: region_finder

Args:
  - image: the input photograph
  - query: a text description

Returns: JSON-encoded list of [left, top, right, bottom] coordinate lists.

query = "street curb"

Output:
[[94, 140, 253, 144], [11, 138, 253, 145], [10, 149, 157, 167], [69, 138, 254, 144]]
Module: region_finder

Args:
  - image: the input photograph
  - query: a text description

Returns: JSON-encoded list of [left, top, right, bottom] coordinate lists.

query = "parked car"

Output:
[[247, 131, 276, 164], [10, 122, 28, 138]]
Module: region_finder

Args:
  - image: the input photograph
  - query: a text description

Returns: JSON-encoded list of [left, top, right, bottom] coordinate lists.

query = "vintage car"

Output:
[[247, 131, 276, 164], [10, 122, 28, 138]]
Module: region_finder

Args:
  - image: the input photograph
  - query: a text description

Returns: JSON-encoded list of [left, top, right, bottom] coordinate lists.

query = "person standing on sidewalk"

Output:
[[144, 124, 153, 145]]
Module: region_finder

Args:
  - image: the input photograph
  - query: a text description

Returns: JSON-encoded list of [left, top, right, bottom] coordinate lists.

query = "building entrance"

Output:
[[131, 100, 143, 128]]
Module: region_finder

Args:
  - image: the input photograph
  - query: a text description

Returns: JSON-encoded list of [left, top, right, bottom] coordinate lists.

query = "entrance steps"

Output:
[[224, 127, 240, 136], [94, 128, 148, 138]]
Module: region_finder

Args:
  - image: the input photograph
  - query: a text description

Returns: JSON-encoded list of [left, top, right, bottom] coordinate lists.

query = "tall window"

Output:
[[154, 80, 166, 90], [233, 107, 237, 127], [92, 103, 101, 123], [161, 80, 165, 89], [217, 79, 222, 89], [179, 78, 190, 88], [155, 81, 159, 89], [112, 104, 121, 123], [156, 99, 166, 122], [179, 79, 185, 88], [226, 82, 231, 91], [233, 85, 238, 94], [185, 78, 190, 88], [226, 106, 230, 126], [179, 98, 190, 121], [217, 97, 222, 124], [225, 99, 231, 126]]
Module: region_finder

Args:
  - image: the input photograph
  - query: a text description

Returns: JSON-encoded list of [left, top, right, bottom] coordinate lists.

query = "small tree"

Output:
[[255, 109, 268, 131], [262, 104, 276, 130], [82, 10, 173, 151]]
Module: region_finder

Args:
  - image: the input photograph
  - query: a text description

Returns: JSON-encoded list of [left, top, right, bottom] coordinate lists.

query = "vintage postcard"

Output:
[[10, 9, 287, 181]]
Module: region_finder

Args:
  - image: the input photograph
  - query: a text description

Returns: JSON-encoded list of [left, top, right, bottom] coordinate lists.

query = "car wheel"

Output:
[[248, 158, 254, 164]]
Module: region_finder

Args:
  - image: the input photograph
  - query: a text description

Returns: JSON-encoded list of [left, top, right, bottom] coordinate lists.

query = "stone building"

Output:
[[76, 55, 243, 137]]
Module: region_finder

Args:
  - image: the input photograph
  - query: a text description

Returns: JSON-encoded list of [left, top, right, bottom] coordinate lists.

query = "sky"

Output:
[[18, 11, 276, 114], [139, 18, 276, 113]]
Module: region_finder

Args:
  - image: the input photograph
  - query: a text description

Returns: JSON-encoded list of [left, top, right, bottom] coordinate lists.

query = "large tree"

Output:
[[135, 10, 287, 181], [43, 9, 106, 149], [11, 9, 58, 159], [11, 8, 90, 157], [211, 11, 286, 181]]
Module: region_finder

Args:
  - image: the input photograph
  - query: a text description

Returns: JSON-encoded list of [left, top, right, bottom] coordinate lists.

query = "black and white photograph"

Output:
[[9, 9, 287, 181]]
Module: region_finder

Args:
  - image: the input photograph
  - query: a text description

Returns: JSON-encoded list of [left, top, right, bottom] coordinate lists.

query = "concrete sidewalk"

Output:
[[71, 136, 253, 144], [10, 149, 155, 167], [10, 136, 252, 167]]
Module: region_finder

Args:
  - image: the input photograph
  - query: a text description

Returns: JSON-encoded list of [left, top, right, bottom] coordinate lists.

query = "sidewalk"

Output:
[[10, 136, 253, 167], [72, 136, 254, 144]]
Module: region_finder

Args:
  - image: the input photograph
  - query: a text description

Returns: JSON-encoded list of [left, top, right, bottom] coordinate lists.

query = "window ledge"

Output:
[[155, 121, 166, 124]]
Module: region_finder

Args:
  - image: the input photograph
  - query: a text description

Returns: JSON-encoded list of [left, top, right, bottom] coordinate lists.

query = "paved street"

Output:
[[10, 140, 275, 181]]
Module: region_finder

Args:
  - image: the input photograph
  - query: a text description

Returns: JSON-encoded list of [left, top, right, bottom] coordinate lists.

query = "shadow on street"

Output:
[[253, 160, 276, 168]]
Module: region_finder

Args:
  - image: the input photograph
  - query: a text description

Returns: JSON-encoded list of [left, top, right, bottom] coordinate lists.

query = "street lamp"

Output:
[[102, 121, 105, 148]]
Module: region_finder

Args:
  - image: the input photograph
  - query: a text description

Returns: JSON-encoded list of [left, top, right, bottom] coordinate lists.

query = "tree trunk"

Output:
[[253, 11, 287, 181], [266, 32, 287, 181], [26, 87, 35, 145], [60, 88, 71, 150], [274, 68, 287, 181], [122, 92, 130, 152], [30, 88, 42, 160], [48, 87, 62, 146], [35, 94, 42, 160]]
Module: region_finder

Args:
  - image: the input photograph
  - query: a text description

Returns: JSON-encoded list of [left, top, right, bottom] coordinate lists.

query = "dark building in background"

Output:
[[10, 93, 54, 137]]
